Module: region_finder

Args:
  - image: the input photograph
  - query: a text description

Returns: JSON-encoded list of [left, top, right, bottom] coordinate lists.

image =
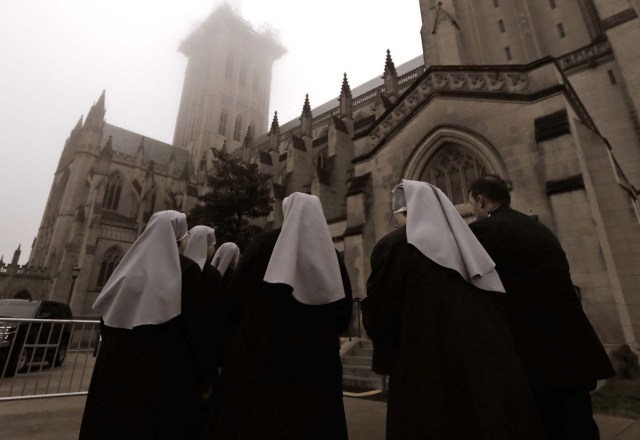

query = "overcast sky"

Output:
[[0, 0, 423, 265]]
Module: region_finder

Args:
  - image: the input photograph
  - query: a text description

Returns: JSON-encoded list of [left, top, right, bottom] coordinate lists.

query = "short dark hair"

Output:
[[469, 175, 511, 206]]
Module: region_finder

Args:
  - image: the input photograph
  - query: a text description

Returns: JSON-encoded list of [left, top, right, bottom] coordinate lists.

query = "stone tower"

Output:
[[172, 3, 286, 166], [29, 91, 107, 304]]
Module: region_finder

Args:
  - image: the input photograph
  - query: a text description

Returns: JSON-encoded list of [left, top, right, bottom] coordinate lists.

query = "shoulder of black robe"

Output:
[[179, 254, 218, 385], [363, 227, 408, 375], [203, 265, 223, 295], [217, 229, 281, 367], [470, 207, 614, 385]]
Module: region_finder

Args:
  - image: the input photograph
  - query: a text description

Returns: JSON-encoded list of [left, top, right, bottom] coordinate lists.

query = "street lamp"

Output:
[[66, 266, 81, 305]]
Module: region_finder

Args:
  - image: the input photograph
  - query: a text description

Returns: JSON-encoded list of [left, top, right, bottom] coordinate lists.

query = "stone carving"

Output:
[[367, 69, 530, 148], [557, 39, 612, 71]]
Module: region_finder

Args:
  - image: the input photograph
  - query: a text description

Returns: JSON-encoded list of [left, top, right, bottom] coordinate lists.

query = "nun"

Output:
[[183, 224, 224, 434], [362, 180, 544, 440], [213, 193, 352, 440], [211, 242, 240, 296], [80, 210, 216, 440], [184, 225, 222, 295], [210, 242, 241, 369]]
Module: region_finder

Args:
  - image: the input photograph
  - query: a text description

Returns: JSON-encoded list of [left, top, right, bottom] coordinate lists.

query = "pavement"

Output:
[[0, 394, 639, 439]]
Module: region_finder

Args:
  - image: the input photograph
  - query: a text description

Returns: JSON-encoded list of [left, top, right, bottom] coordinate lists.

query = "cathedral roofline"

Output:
[[101, 123, 194, 177], [252, 54, 425, 147], [350, 56, 602, 164]]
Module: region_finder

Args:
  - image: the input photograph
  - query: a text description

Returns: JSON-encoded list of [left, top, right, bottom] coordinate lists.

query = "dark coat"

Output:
[[80, 255, 215, 440], [202, 264, 224, 370], [213, 265, 237, 369], [469, 206, 614, 388], [213, 229, 353, 440], [363, 227, 545, 440]]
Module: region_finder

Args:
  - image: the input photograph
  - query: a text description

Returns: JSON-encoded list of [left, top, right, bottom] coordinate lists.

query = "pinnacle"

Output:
[[340, 73, 352, 97], [384, 49, 397, 77], [302, 94, 311, 116], [270, 111, 280, 134]]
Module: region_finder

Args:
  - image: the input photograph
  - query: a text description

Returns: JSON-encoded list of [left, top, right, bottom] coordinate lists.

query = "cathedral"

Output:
[[2, 0, 640, 353]]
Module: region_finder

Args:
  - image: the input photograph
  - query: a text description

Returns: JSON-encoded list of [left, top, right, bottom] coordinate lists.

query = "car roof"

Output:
[[0, 299, 42, 305]]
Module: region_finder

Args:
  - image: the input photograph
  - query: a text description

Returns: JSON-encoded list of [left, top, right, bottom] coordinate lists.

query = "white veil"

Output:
[[395, 180, 505, 293], [263, 193, 346, 305], [93, 210, 189, 329]]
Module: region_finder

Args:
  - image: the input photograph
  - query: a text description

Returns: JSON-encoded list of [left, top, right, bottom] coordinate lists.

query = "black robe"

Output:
[[80, 255, 216, 440], [213, 229, 353, 440], [214, 265, 238, 369], [469, 206, 614, 388], [362, 227, 545, 440]]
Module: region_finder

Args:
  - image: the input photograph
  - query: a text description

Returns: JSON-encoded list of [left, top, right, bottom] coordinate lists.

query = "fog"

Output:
[[0, 0, 422, 264]]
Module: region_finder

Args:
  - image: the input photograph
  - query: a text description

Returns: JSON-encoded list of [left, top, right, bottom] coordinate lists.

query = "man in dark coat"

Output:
[[468, 175, 615, 440], [363, 180, 544, 440]]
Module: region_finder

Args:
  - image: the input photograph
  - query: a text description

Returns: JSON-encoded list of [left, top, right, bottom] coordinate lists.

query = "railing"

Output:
[[0, 318, 100, 401], [351, 297, 363, 339]]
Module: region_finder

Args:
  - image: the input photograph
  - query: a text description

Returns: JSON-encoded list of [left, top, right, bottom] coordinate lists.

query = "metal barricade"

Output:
[[0, 318, 100, 401]]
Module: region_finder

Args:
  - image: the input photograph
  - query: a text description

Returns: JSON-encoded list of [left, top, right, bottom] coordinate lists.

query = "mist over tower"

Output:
[[172, 3, 286, 164]]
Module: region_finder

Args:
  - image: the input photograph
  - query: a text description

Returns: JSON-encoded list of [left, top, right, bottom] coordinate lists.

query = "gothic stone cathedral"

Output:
[[2, 1, 640, 353]]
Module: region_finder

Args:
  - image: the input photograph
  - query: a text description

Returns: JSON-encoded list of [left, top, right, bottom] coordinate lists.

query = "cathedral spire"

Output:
[[243, 125, 253, 147], [302, 94, 311, 117], [383, 49, 399, 98], [242, 126, 254, 162], [269, 111, 281, 151], [11, 244, 21, 266], [96, 89, 106, 109], [300, 95, 312, 137], [339, 73, 353, 119], [74, 115, 84, 131], [384, 49, 397, 78], [85, 90, 106, 134], [66, 114, 84, 149], [270, 111, 280, 135]]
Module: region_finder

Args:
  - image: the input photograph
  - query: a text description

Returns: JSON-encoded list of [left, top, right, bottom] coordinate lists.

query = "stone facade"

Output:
[[241, 0, 640, 349], [6, 1, 640, 351]]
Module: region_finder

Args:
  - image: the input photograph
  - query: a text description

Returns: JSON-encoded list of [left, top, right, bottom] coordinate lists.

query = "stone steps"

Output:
[[341, 338, 384, 390], [342, 355, 371, 367]]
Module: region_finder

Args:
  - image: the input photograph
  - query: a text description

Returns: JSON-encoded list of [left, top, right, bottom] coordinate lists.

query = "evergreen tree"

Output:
[[189, 147, 272, 249]]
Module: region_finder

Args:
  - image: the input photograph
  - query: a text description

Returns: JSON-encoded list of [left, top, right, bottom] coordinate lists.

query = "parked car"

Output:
[[0, 299, 73, 376]]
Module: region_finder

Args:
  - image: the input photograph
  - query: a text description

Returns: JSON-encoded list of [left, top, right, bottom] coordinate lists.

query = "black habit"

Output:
[[80, 255, 216, 440], [213, 229, 353, 440], [363, 227, 545, 440], [470, 206, 614, 438]]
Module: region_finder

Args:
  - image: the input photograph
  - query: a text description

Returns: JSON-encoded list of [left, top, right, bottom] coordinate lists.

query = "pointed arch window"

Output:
[[233, 115, 243, 142], [421, 144, 488, 205], [219, 109, 228, 136], [103, 173, 122, 211], [248, 121, 255, 140], [97, 247, 123, 288]]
